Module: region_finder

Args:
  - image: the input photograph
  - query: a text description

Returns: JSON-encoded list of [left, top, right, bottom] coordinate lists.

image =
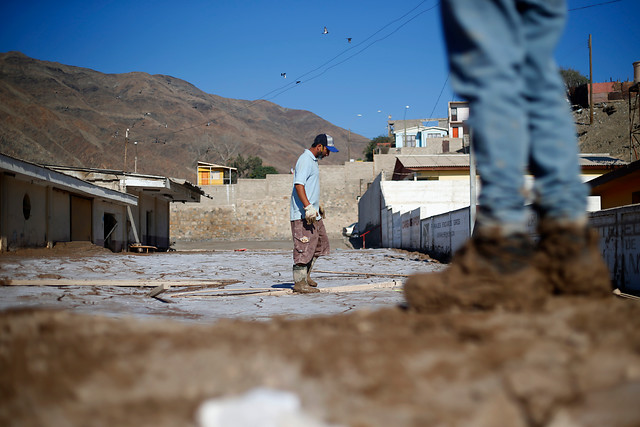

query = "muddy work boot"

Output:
[[306, 257, 318, 288], [293, 265, 320, 294], [404, 229, 548, 313], [306, 275, 318, 288], [536, 219, 611, 296]]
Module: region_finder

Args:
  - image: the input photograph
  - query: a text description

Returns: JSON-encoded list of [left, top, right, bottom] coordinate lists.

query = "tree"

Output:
[[229, 154, 278, 179], [249, 165, 278, 179], [364, 135, 392, 161], [559, 67, 588, 89]]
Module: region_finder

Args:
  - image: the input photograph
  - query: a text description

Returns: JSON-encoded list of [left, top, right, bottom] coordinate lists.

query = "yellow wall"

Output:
[[198, 167, 224, 186], [591, 171, 640, 209]]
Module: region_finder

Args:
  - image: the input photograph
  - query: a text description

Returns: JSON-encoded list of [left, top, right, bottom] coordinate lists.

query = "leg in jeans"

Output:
[[518, 0, 588, 222], [442, 0, 530, 233], [515, 0, 609, 294], [406, 1, 550, 311]]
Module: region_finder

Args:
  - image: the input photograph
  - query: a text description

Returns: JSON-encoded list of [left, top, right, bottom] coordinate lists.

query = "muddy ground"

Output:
[[1, 243, 640, 426]]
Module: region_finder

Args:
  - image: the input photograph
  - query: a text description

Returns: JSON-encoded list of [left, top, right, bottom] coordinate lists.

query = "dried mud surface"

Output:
[[1, 247, 640, 426]]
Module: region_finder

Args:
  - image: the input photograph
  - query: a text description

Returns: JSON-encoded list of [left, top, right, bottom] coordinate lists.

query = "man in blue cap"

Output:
[[290, 133, 339, 293]]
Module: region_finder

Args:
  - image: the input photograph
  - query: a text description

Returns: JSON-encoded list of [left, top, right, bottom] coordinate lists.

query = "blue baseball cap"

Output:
[[314, 133, 339, 152]]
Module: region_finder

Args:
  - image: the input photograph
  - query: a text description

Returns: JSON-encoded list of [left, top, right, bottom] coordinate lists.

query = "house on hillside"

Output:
[[46, 166, 203, 251], [0, 153, 137, 252], [570, 81, 636, 106], [589, 159, 640, 209], [390, 101, 470, 154], [448, 101, 469, 140], [197, 161, 237, 185]]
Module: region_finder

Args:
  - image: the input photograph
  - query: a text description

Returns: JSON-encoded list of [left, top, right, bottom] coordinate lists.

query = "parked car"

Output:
[[342, 222, 358, 238]]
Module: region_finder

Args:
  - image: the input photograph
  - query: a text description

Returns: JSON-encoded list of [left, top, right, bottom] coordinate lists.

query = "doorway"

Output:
[[104, 213, 117, 252]]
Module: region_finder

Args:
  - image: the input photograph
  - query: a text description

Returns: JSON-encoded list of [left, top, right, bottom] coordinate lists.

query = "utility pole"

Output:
[[124, 128, 129, 172], [589, 34, 594, 125], [467, 130, 476, 235]]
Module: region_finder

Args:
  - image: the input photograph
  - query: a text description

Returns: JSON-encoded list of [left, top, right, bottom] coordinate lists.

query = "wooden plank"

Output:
[[319, 281, 402, 293], [4, 279, 226, 287], [170, 281, 403, 298], [313, 270, 410, 278], [168, 287, 278, 297], [175, 289, 292, 298], [613, 288, 640, 301], [148, 283, 171, 298]]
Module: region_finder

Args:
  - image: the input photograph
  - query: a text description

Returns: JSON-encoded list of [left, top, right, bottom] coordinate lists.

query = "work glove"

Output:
[[304, 204, 318, 225], [319, 205, 325, 219]]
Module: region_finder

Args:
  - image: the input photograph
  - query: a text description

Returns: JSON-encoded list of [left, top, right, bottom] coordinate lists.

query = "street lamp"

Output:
[[403, 105, 410, 147]]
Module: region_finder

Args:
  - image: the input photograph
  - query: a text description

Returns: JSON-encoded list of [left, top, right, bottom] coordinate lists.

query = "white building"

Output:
[[47, 166, 203, 251], [0, 153, 203, 252], [0, 153, 136, 252]]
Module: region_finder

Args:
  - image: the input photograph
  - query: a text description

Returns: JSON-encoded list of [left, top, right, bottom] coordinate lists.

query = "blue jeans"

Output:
[[441, 0, 588, 232]]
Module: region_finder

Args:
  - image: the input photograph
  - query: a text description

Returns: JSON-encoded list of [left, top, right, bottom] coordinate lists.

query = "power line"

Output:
[[265, 0, 435, 94], [138, 0, 624, 145], [156, 1, 441, 143], [429, 74, 449, 119], [569, 0, 622, 11]]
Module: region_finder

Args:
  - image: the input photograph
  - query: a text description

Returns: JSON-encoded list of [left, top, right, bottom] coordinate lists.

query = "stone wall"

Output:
[[170, 161, 376, 241]]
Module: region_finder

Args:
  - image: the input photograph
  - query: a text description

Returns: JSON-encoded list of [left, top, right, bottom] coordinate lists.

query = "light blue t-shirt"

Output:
[[290, 149, 320, 221]]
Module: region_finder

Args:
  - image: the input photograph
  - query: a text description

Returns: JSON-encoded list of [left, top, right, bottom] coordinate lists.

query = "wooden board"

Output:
[[168, 280, 403, 298], [3, 279, 226, 287]]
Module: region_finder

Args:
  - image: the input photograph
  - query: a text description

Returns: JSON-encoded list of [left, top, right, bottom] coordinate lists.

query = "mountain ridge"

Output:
[[0, 51, 370, 181]]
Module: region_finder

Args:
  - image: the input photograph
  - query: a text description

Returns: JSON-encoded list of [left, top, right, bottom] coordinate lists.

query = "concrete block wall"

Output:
[[591, 205, 640, 293], [171, 161, 375, 241], [394, 203, 640, 293], [357, 176, 477, 249]]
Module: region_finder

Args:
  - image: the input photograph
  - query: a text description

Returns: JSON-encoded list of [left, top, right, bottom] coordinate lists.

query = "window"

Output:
[[451, 107, 458, 122], [404, 135, 416, 147]]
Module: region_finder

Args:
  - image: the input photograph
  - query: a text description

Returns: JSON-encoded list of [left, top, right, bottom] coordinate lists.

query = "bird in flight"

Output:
[[281, 73, 287, 78], [346, 37, 352, 43], [322, 26, 329, 35]]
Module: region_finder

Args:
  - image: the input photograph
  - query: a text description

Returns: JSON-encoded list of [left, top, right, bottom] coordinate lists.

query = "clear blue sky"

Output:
[[1, 0, 638, 140]]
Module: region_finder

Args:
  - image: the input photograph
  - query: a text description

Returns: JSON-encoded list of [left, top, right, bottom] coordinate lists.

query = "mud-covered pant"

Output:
[[291, 219, 330, 265], [441, 0, 588, 233]]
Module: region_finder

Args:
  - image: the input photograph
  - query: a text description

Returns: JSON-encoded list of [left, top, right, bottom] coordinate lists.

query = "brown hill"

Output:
[[0, 51, 370, 181]]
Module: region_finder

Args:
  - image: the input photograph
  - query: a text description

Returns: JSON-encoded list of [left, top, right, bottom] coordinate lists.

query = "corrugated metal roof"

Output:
[[197, 161, 237, 170]]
